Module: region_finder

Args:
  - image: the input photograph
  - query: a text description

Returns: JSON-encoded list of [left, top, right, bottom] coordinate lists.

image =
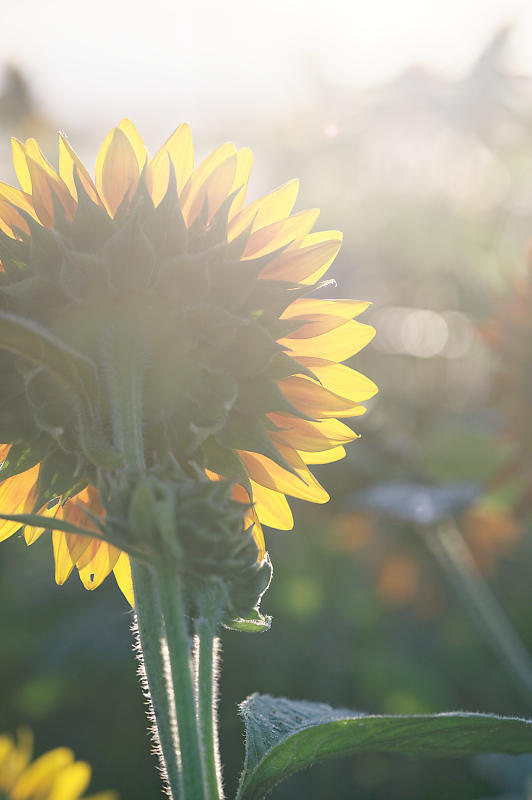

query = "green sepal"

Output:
[[215, 322, 282, 378], [202, 437, 251, 493], [0, 311, 99, 402], [102, 203, 156, 291], [215, 412, 298, 477], [223, 609, 272, 634], [0, 229, 29, 276], [142, 162, 188, 258], [69, 168, 114, 249], [236, 373, 312, 420], [237, 695, 532, 800], [34, 448, 84, 508], [0, 437, 50, 482]]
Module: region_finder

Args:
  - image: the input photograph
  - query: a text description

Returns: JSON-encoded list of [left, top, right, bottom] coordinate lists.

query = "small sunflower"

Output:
[[0, 120, 377, 602], [0, 728, 116, 800]]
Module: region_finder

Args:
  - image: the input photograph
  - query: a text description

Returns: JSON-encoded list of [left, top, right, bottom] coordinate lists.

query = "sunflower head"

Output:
[[0, 120, 377, 600]]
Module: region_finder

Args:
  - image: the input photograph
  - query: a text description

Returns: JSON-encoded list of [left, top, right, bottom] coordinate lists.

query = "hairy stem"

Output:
[[157, 565, 209, 799], [195, 581, 227, 799], [131, 559, 182, 797]]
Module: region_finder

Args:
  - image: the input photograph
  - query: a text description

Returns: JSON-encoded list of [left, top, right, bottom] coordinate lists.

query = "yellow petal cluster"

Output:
[[0, 729, 117, 800]]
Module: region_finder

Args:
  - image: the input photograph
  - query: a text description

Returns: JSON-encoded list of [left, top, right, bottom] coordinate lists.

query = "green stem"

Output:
[[157, 565, 209, 800], [195, 581, 226, 800], [131, 559, 182, 797], [102, 324, 145, 473], [428, 518, 532, 704]]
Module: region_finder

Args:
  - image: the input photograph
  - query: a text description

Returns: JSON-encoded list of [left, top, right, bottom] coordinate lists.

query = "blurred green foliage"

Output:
[[1, 28, 532, 800]]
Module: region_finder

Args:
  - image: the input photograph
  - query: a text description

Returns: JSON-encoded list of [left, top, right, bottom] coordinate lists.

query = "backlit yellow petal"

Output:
[[243, 208, 320, 259], [298, 445, 346, 464], [304, 363, 378, 404], [11, 138, 32, 193], [268, 414, 358, 451], [113, 553, 134, 606], [281, 299, 370, 336], [250, 480, 294, 530], [77, 539, 121, 589], [228, 147, 253, 220], [95, 127, 140, 217], [47, 760, 91, 800], [0, 465, 39, 542], [181, 143, 237, 224], [261, 233, 341, 283], [118, 119, 148, 171], [279, 375, 367, 419], [280, 319, 376, 362], [152, 122, 194, 194], [228, 179, 299, 241], [58, 135, 101, 204], [239, 450, 329, 503]]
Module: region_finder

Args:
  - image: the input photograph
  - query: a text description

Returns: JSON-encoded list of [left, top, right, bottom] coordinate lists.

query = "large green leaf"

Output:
[[237, 694, 532, 800]]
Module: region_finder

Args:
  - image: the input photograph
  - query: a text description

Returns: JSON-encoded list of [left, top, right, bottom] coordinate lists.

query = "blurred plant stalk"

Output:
[[426, 517, 532, 705]]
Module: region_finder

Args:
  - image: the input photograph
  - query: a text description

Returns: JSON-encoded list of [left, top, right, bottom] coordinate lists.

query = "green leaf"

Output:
[[237, 694, 532, 800]]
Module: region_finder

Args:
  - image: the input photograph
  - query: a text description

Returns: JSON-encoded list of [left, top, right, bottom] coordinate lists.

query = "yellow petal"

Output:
[[0, 465, 39, 542], [180, 143, 237, 224], [239, 450, 329, 503], [0, 181, 39, 221], [298, 445, 346, 464], [268, 413, 358, 451], [95, 127, 140, 217], [11, 138, 32, 193], [228, 179, 299, 241], [151, 122, 194, 194], [183, 153, 237, 225], [77, 539, 121, 590], [118, 119, 148, 171], [228, 147, 253, 220], [242, 208, 320, 260], [250, 480, 293, 530], [58, 135, 101, 204], [146, 149, 171, 207], [261, 233, 342, 283], [279, 375, 367, 419], [10, 748, 73, 800], [280, 299, 370, 336], [305, 363, 378, 404], [280, 319, 375, 362], [48, 761, 91, 800], [113, 553, 134, 606], [244, 505, 265, 560], [52, 530, 91, 585], [24, 156, 76, 227]]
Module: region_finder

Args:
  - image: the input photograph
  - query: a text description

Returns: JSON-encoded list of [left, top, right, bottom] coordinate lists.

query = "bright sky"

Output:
[[2, 0, 532, 141]]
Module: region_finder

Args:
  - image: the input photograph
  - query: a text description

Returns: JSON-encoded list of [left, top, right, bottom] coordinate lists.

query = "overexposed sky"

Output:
[[2, 0, 532, 140]]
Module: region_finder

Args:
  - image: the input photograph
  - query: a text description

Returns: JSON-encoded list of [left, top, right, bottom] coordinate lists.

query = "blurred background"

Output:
[[1, 1, 532, 798]]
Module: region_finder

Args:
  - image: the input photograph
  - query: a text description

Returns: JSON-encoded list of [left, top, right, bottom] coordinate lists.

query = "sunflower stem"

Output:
[[157, 565, 210, 800], [102, 323, 145, 473], [194, 581, 227, 800], [131, 559, 183, 797]]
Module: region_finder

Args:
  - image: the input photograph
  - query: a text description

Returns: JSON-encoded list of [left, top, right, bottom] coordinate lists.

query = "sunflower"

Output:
[[0, 728, 116, 800], [0, 120, 377, 602]]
